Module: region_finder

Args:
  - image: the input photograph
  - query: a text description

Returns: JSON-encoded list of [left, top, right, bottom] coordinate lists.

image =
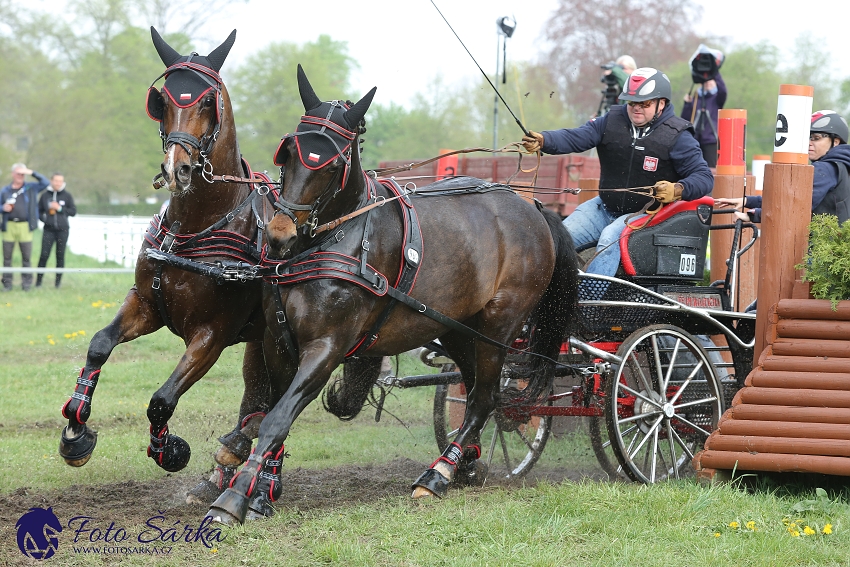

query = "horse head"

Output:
[[146, 27, 238, 195], [265, 64, 376, 258]]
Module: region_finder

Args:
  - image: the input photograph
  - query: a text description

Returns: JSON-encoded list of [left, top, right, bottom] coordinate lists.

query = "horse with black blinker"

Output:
[[58, 28, 280, 504], [205, 65, 579, 525]]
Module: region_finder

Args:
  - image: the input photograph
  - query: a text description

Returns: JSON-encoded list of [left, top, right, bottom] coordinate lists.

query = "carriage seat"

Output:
[[619, 196, 714, 285]]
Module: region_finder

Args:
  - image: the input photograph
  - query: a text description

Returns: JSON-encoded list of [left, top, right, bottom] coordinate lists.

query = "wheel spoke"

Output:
[[498, 429, 515, 475], [649, 335, 665, 393], [671, 427, 696, 461], [667, 425, 680, 480], [628, 414, 664, 461], [674, 395, 719, 411], [661, 337, 683, 393], [618, 383, 664, 409], [446, 396, 466, 404], [668, 360, 706, 405], [514, 426, 536, 453], [670, 413, 713, 439], [649, 421, 660, 482], [629, 350, 655, 395]]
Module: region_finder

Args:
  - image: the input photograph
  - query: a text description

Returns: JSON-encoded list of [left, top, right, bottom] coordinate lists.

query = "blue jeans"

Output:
[[563, 196, 644, 277]]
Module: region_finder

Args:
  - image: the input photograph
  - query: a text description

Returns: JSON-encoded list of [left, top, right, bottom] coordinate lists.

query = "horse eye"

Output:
[[203, 95, 215, 107]]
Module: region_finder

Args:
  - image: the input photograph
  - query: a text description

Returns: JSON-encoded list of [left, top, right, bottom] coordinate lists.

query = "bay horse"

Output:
[[58, 28, 279, 503], [206, 65, 579, 524]]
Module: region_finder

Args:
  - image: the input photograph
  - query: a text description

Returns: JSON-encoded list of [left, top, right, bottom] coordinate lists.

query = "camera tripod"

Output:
[[688, 87, 719, 165]]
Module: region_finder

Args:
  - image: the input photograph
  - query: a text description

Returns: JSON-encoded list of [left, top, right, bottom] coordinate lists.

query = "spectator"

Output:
[[36, 173, 77, 288], [1, 163, 49, 291], [715, 110, 850, 224], [681, 72, 727, 167], [522, 68, 713, 276], [605, 55, 637, 91]]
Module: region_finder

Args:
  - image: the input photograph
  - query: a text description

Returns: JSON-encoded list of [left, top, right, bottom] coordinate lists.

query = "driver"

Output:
[[522, 68, 713, 276]]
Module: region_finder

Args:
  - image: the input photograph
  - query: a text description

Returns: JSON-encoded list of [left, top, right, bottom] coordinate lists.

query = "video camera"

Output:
[[594, 61, 621, 117], [689, 44, 724, 84]]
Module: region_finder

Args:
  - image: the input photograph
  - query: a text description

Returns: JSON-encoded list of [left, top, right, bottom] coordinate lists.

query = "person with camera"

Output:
[[36, 173, 76, 288], [681, 72, 727, 167], [522, 68, 713, 277], [595, 55, 636, 118], [715, 110, 850, 224], [1, 163, 49, 292]]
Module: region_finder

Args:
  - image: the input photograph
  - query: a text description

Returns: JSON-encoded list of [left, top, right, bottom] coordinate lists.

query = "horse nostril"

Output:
[[176, 164, 192, 184], [160, 164, 172, 183]]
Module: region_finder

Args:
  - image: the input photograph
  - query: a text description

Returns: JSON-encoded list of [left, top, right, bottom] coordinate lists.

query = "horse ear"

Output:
[[207, 29, 236, 72], [150, 27, 182, 67], [297, 64, 322, 111], [344, 87, 377, 129]]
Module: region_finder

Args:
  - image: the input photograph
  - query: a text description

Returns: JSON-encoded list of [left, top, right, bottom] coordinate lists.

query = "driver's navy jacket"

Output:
[[540, 104, 714, 213], [744, 143, 850, 224]]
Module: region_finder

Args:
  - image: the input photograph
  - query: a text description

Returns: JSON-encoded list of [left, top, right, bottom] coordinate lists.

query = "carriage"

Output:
[[389, 196, 759, 484]]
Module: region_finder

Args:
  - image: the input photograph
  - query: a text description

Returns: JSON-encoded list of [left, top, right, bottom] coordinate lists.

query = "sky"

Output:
[[25, 0, 850, 107]]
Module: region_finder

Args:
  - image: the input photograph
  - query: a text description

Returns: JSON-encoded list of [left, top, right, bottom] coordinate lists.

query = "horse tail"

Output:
[[513, 206, 579, 402], [323, 357, 383, 420]]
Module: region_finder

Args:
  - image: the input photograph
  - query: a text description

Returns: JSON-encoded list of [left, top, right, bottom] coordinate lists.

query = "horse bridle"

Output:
[[273, 101, 362, 237], [148, 57, 225, 189]]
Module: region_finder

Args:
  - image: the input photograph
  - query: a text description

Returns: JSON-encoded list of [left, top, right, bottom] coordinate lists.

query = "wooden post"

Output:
[[577, 178, 599, 205], [711, 109, 753, 310], [754, 84, 814, 356]]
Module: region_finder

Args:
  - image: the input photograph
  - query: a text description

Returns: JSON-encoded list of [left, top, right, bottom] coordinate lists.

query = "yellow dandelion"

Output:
[[804, 526, 816, 536], [78, 330, 86, 335], [211, 548, 218, 553], [46, 334, 53, 339], [91, 301, 102, 308], [29, 341, 34, 345], [64, 333, 72, 339], [823, 524, 833, 535], [746, 521, 757, 531], [48, 339, 56, 345], [790, 530, 800, 537], [714, 532, 721, 538], [26, 315, 31, 319], [71, 332, 78, 338], [728, 521, 739, 529]]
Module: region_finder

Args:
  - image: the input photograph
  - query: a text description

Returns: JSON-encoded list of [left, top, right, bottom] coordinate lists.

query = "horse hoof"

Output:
[[152, 434, 192, 472], [207, 488, 250, 526], [59, 425, 97, 467], [186, 466, 236, 506], [411, 467, 451, 499], [411, 486, 438, 499]]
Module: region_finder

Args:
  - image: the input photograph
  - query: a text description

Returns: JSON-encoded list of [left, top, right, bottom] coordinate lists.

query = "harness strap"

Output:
[[271, 282, 299, 362], [152, 263, 178, 334], [178, 190, 258, 251]]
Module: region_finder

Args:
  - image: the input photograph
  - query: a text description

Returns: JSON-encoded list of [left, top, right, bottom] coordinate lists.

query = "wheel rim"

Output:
[[433, 365, 552, 479], [606, 325, 722, 484]]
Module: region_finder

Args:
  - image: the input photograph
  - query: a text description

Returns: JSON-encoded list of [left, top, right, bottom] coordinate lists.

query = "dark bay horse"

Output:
[[206, 66, 579, 525], [58, 28, 277, 502]]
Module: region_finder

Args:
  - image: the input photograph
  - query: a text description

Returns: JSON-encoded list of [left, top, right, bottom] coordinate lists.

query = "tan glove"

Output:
[[653, 181, 684, 204], [521, 131, 544, 153]]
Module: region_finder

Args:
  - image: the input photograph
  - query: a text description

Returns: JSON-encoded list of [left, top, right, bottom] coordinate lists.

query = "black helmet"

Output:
[[619, 67, 672, 102], [811, 110, 848, 144]]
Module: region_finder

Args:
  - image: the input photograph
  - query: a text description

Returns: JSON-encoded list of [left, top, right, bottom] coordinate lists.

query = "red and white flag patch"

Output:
[[308, 153, 321, 162], [643, 156, 658, 172], [180, 93, 192, 101]]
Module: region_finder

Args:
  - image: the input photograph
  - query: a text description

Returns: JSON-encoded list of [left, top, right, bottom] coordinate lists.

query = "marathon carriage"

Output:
[[393, 196, 758, 484]]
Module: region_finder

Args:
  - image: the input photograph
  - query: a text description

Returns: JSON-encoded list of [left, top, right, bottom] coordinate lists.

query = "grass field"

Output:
[[2, 236, 850, 566]]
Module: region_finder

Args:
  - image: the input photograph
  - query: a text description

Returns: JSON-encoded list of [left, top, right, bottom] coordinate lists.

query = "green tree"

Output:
[[229, 35, 358, 175]]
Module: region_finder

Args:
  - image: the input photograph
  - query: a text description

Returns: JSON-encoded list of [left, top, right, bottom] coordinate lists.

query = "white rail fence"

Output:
[[67, 215, 152, 267]]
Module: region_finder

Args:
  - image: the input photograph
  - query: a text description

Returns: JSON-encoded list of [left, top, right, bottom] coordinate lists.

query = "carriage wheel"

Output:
[[433, 364, 552, 480], [605, 324, 723, 484]]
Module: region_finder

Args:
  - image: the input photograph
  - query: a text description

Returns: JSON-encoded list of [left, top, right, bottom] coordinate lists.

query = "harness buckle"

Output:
[[276, 310, 286, 324], [333, 230, 345, 243], [152, 276, 161, 290], [362, 239, 370, 251], [226, 212, 236, 223]]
